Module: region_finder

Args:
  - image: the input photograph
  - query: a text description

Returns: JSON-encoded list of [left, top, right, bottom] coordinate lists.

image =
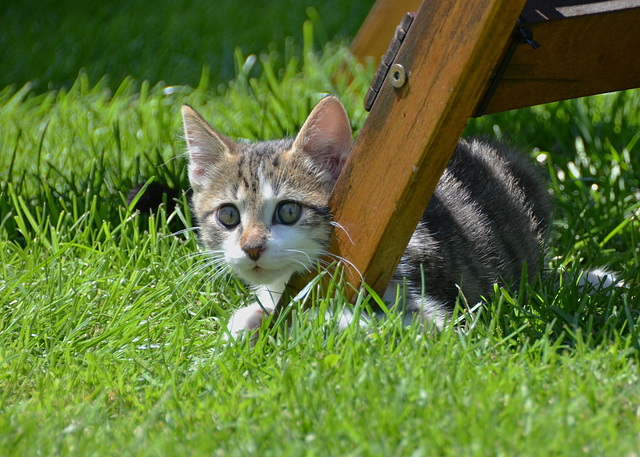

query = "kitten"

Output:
[[182, 96, 551, 339]]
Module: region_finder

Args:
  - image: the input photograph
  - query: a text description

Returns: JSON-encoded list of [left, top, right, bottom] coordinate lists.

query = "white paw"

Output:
[[225, 303, 269, 341], [577, 268, 624, 292]]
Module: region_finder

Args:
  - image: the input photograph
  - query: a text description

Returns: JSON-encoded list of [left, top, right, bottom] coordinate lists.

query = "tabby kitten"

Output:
[[182, 96, 550, 338]]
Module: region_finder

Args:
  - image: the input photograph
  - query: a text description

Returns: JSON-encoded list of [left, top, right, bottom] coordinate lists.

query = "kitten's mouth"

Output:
[[238, 264, 280, 284], [247, 263, 272, 274]]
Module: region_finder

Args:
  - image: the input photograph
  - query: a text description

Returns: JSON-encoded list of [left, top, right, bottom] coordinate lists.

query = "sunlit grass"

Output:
[[1, 11, 640, 456]]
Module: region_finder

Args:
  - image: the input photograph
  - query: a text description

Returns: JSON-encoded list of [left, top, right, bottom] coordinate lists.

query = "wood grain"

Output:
[[283, 0, 529, 303], [481, 4, 640, 114], [351, 0, 640, 115]]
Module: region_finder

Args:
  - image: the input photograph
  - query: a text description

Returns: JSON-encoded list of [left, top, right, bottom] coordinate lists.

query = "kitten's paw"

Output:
[[225, 303, 269, 341], [577, 268, 625, 292]]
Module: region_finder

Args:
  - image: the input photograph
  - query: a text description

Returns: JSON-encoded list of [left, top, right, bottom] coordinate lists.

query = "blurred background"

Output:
[[1, 0, 375, 93]]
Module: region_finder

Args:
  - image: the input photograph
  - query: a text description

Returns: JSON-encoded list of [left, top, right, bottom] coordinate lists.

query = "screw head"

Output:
[[389, 63, 407, 88]]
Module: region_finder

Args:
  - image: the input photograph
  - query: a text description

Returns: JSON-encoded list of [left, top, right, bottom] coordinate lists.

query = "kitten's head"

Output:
[[182, 96, 352, 286]]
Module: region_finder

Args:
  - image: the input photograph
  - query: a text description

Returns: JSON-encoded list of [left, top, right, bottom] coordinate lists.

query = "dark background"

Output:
[[0, 0, 375, 93]]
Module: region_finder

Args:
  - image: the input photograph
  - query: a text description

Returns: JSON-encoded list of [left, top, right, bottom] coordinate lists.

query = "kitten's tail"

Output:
[[573, 268, 625, 292]]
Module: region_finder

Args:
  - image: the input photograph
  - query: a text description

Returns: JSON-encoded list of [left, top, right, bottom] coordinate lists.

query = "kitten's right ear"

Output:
[[182, 105, 236, 190]]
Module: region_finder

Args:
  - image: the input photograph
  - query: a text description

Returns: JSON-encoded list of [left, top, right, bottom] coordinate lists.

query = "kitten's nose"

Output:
[[240, 225, 267, 261], [243, 244, 265, 261]]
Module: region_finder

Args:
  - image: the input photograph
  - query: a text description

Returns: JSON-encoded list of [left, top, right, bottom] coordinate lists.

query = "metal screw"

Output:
[[389, 64, 407, 88]]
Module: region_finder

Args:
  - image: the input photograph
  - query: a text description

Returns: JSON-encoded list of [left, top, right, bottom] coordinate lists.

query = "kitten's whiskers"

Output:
[[329, 221, 354, 246], [164, 226, 200, 239], [321, 251, 365, 283], [284, 248, 313, 265]]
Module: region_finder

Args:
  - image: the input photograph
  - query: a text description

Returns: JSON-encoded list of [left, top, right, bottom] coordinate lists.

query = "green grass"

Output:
[[2, 1, 640, 455]]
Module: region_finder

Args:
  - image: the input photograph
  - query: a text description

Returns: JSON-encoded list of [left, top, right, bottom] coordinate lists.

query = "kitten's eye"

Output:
[[275, 201, 302, 225], [217, 204, 240, 228]]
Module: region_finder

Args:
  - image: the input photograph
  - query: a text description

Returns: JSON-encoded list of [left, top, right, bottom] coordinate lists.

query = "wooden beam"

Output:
[[481, 1, 640, 114], [283, 0, 529, 303], [352, 1, 640, 115]]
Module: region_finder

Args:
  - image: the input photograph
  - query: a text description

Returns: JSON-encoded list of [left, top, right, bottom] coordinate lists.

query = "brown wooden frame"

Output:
[[281, 0, 640, 307]]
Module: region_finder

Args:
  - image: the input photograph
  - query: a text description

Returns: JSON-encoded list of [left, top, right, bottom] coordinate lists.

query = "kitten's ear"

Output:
[[182, 105, 236, 190], [293, 96, 353, 180]]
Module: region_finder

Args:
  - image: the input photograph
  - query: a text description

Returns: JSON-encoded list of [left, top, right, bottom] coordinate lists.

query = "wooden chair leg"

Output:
[[283, 0, 529, 303]]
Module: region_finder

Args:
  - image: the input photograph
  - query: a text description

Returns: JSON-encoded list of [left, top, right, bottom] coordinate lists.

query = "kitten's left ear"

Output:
[[293, 96, 353, 180]]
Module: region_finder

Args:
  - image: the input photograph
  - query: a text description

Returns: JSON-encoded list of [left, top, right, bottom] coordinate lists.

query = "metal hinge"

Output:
[[364, 12, 415, 112], [364, 13, 540, 115]]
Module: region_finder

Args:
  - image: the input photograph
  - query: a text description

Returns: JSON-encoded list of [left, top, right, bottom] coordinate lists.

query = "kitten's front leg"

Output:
[[226, 302, 272, 340], [225, 282, 284, 340]]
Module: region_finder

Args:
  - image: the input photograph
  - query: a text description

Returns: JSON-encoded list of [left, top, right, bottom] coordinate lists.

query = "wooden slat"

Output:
[[481, 2, 640, 114], [283, 0, 529, 303], [520, 0, 640, 22]]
